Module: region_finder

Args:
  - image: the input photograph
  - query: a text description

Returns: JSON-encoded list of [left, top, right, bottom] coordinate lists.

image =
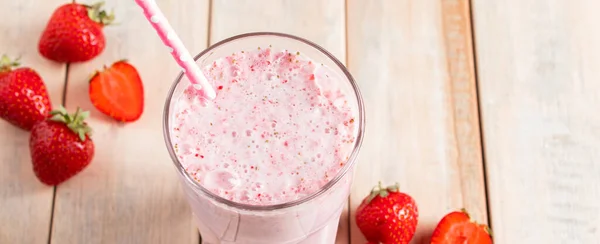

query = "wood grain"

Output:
[[0, 0, 67, 243], [346, 0, 487, 243], [473, 0, 600, 242], [49, 1, 208, 243], [439, 0, 488, 224], [210, 0, 348, 242], [211, 0, 346, 60]]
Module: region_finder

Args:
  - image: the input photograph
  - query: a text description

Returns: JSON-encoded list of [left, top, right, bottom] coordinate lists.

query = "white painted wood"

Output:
[[347, 0, 487, 243], [211, 1, 348, 242], [50, 1, 207, 243], [473, 0, 600, 242], [211, 0, 346, 61], [0, 0, 67, 243]]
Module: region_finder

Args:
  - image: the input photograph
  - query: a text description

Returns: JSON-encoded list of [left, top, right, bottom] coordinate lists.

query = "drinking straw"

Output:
[[134, 0, 216, 100]]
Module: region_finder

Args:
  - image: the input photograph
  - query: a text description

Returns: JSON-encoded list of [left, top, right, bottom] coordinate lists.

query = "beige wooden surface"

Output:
[[472, 0, 600, 243], [347, 0, 487, 243], [51, 0, 207, 243], [1, 0, 599, 243], [0, 0, 66, 243]]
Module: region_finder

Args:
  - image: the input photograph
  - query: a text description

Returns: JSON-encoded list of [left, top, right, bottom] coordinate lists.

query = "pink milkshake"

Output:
[[164, 33, 364, 244]]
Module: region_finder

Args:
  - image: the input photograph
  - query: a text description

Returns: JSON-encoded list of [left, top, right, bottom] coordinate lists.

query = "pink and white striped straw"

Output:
[[135, 0, 216, 100]]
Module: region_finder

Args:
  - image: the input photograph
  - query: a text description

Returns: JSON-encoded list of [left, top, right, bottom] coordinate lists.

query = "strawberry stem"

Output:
[[460, 208, 470, 218], [484, 225, 494, 237], [49, 105, 93, 141], [460, 208, 493, 237], [85, 1, 115, 26], [0, 55, 20, 73], [366, 182, 400, 203]]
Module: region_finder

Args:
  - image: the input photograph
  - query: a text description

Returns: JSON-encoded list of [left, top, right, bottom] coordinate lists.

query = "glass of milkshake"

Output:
[[163, 32, 365, 244]]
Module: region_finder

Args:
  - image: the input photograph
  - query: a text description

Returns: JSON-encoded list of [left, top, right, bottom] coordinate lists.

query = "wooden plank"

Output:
[[347, 0, 487, 243], [0, 0, 67, 243], [472, 0, 600, 242], [210, 0, 348, 243], [50, 1, 207, 243], [211, 0, 346, 60], [439, 0, 488, 224]]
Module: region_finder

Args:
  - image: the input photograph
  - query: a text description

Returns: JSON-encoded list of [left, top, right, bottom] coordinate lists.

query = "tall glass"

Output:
[[163, 33, 365, 244]]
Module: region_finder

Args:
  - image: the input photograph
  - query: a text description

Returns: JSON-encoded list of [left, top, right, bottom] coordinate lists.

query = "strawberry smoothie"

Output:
[[164, 33, 364, 244]]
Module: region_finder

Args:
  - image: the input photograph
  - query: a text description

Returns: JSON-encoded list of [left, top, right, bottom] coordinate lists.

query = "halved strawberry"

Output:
[[89, 60, 144, 122], [430, 209, 493, 244]]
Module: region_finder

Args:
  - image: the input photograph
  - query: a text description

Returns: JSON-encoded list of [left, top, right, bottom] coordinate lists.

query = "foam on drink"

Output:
[[170, 47, 357, 205]]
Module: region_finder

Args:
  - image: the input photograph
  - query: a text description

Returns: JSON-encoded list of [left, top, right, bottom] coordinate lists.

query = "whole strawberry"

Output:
[[356, 182, 419, 244], [38, 2, 114, 63], [430, 209, 492, 244], [0, 55, 52, 130], [30, 106, 94, 185]]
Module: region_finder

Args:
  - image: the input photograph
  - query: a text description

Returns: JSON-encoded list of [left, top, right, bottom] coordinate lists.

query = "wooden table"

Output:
[[1, 0, 598, 243]]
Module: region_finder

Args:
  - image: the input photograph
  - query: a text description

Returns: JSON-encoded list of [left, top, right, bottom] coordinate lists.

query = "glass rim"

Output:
[[162, 32, 365, 211]]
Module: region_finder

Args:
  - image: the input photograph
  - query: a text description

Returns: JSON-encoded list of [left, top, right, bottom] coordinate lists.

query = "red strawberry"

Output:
[[30, 106, 94, 185], [356, 182, 419, 244], [0, 55, 52, 130], [430, 209, 493, 244], [89, 60, 144, 122], [38, 2, 114, 63]]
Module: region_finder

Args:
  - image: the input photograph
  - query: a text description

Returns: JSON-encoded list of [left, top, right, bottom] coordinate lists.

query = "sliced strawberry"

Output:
[[89, 60, 144, 122], [430, 209, 493, 244]]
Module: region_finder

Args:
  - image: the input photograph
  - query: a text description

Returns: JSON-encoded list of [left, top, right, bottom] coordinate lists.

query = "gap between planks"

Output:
[[346, 0, 489, 243], [440, 0, 489, 225]]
